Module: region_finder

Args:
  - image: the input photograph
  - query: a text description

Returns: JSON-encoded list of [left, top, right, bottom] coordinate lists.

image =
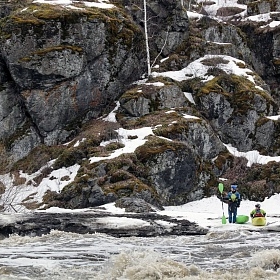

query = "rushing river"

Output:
[[1, 228, 280, 280]]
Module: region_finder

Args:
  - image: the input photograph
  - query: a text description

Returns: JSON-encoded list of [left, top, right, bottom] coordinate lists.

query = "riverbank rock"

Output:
[[0, 210, 208, 238]]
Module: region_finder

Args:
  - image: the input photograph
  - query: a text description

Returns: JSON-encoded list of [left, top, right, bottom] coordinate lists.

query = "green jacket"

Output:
[[250, 208, 266, 218]]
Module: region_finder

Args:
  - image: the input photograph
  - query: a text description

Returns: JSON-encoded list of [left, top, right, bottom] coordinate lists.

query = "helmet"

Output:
[[255, 204, 261, 208], [231, 185, 237, 190]]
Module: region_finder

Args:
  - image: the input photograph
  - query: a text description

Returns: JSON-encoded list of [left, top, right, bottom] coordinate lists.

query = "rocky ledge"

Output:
[[0, 209, 208, 238]]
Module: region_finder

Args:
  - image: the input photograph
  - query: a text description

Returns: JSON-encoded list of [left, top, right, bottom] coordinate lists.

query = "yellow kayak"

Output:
[[251, 216, 266, 226]]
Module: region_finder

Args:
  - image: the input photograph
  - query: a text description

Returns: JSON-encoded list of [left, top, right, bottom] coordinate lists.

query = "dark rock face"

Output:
[[124, 0, 189, 55], [0, 2, 11, 19], [0, 4, 147, 161], [115, 197, 158, 212], [145, 146, 200, 205], [119, 84, 189, 117], [0, 83, 26, 140], [196, 83, 276, 152]]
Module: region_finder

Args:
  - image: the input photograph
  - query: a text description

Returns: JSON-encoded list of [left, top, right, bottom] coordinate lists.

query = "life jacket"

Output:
[[230, 193, 237, 202], [254, 209, 264, 217], [229, 192, 240, 203], [254, 213, 263, 217]]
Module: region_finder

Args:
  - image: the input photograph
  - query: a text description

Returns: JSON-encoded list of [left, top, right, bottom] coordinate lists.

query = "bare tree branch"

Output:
[[151, 28, 169, 69], [143, 0, 151, 76]]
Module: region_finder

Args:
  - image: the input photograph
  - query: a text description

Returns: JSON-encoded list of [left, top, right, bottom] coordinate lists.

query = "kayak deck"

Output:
[[251, 216, 266, 226]]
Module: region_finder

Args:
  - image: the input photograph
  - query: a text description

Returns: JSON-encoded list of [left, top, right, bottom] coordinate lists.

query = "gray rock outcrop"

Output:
[[0, 4, 147, 162], [119, 84, 189, 117]]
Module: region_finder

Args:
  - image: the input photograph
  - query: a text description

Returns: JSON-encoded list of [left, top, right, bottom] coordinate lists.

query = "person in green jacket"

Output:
[[250, 204, 266, 218]]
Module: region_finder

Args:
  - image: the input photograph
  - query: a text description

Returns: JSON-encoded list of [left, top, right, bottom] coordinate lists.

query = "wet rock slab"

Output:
[[0, 209, 208, 238]]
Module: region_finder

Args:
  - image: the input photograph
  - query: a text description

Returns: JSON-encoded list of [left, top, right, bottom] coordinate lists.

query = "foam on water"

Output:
[[96, 249, 280, 280], [0, 229, 280, 279], [249, 249, 280, 271], [96, 250, 203, 279]]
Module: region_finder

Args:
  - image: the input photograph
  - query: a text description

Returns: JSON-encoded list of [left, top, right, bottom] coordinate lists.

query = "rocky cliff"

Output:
[[0, 0, 280, 213], [0, 1, 146, 157]]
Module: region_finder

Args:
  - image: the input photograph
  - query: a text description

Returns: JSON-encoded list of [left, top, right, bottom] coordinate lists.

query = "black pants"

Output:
[[228, 204, 238, 223]]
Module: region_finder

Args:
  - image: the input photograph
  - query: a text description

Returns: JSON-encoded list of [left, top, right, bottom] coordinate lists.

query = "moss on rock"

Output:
[[135, 136, 187, 163]]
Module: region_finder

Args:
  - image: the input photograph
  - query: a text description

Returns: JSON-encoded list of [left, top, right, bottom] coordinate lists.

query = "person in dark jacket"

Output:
[[227, 185, 241, 223]]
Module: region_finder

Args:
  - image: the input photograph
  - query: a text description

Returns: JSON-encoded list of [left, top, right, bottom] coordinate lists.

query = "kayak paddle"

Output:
[[218, 183, 227, 224]]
